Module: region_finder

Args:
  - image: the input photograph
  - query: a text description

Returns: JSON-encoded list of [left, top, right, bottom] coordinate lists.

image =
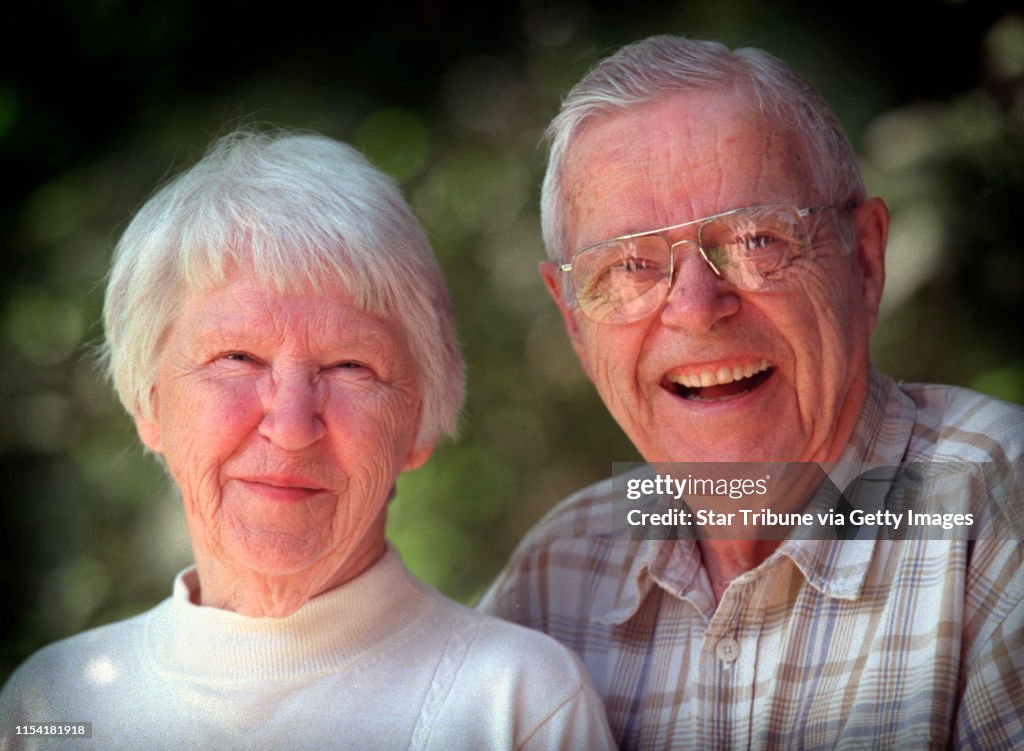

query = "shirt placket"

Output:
[[697, 579, 760, 751]]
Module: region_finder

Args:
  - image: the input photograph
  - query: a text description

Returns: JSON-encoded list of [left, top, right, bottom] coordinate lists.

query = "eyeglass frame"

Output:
[[559, 199, 858, 320]]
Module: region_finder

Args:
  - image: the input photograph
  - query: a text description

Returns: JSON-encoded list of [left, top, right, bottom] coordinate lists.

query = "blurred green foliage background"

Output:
[[2, 0, 1023, 683]]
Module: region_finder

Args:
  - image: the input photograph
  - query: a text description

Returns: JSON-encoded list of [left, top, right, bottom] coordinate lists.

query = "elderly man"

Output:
[[481, 35, 1024, 749]]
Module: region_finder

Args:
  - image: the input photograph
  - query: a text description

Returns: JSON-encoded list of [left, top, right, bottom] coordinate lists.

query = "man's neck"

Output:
[[698, 538, 782, 604]]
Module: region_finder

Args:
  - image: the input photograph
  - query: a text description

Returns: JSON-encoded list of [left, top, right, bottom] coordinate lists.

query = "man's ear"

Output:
[[852, 197, 888, 334], [539, 260, 592, 378], [133, 391, 163, 453]]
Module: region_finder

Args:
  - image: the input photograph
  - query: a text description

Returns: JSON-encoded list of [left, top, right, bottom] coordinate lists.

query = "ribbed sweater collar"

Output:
[[144, 547, 431, 681]]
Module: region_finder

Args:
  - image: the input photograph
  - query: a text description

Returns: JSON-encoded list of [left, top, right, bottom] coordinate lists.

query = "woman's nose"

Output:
[[258, 372, 326, 451]]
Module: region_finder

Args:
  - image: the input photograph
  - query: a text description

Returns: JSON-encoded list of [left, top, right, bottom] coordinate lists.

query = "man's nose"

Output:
[[258, 371, 326, 451], [658, 241, 740, 330]]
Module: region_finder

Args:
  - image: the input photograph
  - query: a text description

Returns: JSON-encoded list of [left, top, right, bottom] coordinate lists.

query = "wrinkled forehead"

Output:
[[560, 90, 817, 252]]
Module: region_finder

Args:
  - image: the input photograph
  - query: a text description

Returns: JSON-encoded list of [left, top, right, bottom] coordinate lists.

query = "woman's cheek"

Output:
[[162, 380, 257, 510]]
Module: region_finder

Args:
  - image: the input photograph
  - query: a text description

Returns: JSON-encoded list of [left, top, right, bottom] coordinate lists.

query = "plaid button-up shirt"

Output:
[[481, 372, 1024, 750]]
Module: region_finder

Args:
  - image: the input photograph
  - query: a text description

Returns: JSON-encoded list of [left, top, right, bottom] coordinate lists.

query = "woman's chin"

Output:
[[227, 531, 328, 579]]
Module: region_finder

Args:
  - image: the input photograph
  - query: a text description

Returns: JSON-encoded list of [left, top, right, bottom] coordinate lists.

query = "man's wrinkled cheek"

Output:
[[783, 275, 843, 339], [589, 347, 628, 404]]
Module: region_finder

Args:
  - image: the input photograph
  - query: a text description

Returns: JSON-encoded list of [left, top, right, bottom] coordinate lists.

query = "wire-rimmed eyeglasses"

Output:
[[560, 201, 856, 324]]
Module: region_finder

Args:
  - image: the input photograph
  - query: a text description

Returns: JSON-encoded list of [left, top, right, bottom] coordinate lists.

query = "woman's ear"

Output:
[[401, 443, 434, 472], [133, 391, 162, 453]]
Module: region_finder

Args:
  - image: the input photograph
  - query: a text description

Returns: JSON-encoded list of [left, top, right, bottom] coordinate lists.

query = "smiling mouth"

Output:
[[238, 478, 327, 500], [663, 358, 774, 403]]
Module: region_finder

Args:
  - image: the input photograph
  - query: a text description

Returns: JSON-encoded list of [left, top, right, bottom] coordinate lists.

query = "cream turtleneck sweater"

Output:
[[0, 548, 614, 750]]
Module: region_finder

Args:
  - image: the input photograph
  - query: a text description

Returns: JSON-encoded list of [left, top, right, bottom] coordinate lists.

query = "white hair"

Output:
[[102, 129, 464, 450], [541, 35, 867, 265]]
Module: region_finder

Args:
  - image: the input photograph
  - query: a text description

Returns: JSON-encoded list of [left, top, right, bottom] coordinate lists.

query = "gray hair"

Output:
[[102, 129, 464, 450], [541, 35, 867, 264]]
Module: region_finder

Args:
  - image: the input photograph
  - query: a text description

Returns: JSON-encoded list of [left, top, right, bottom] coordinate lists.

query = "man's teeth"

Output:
[[670, 359, 771, 389]]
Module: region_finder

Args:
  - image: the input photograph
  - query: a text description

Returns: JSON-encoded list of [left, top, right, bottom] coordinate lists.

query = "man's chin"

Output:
[[633, 379, 801, 462], [636, 410, 805, 463], [640, 442, 797, 464]]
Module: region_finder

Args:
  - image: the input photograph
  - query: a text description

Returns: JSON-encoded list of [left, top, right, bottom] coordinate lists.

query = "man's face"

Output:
[[542, 89, 887, 464]]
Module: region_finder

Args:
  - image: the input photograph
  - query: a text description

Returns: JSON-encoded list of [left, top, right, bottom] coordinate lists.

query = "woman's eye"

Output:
[[329, 361, 376, 378]]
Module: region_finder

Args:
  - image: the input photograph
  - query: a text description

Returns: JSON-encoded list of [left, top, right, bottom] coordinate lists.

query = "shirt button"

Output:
[[716, 636, 739, 663]]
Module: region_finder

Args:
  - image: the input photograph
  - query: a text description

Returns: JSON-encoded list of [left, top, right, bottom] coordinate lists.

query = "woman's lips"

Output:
[[235, 477, 327, 501], [661, 358, 774, 402]]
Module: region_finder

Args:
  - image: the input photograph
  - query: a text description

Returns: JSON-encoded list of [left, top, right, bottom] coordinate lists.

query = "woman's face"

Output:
[[134, 270, 431, 611]]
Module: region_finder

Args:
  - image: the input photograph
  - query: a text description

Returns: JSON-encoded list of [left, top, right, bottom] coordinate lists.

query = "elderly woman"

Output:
[[0, 130, 613, 750]]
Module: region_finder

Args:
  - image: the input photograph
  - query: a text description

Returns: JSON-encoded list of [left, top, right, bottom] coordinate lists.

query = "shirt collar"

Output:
[[778, 368, 918, 598], [593, 539, 690, 626], [840, 367, 918, 465], [153, 545, 430, 679]]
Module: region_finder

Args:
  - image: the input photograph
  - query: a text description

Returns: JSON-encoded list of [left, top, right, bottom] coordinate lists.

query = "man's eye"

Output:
[[225, 353, 253, 362], [741, 234, 781, 251], [623, 257, 651, 272], [590, 255, 664, 292], [615, 256, 665, 274]]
